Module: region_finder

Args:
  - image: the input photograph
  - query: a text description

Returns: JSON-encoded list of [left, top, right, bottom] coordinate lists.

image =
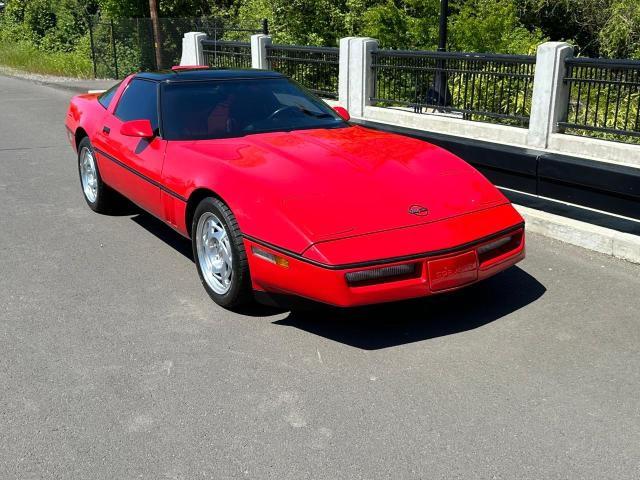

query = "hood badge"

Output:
[[408, 204, 429, 216]]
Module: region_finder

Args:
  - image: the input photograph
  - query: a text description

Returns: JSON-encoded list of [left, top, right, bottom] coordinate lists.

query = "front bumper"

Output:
[[244, 226, 525, 307]]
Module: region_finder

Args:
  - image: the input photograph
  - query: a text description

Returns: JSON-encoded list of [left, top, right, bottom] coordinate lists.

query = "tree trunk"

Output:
[[149, 0, 163, 69]]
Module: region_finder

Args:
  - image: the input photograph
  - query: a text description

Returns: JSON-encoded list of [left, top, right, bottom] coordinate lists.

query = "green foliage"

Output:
[[98, 0, 148, 18], [23, 0, 56, 40], [360, 0, 440, 50], [519, 0, 640, 58], [0, 0, 31, 43], [235, 0, 542, 52], [0, 0, 550, 58], [0, 41, 93, 77], [343, 0, 369, 36], [0, 0, 91, 51], [518, 0, 605, 55], [599, 0, 640, 59], [264, 0, 347, 46], [450, 0, 545, 54], [361, 2, 412, 49], [2, 0, 27, 25], [159, 0, 210, 17], [2, 0, 640, 83]]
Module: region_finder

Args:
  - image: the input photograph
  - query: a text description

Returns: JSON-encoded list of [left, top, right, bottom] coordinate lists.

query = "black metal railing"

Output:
[[560, 57, 640, 141], [87, 16, 266, 78], [202, 40, 252, 69], [266, 45, 339, 99], [371, 50, 536, 127]]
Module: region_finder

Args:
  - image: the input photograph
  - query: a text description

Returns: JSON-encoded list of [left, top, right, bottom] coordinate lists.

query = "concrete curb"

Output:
[[0, 67, 117, 94], [514, 204, 640, 264]]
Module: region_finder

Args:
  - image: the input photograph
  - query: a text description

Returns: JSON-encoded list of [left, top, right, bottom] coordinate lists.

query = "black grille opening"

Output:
[[345, 263, 420, 286]]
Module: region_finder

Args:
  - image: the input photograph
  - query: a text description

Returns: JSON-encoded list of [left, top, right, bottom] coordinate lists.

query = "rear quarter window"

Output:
[[98, 82, 121, 109]]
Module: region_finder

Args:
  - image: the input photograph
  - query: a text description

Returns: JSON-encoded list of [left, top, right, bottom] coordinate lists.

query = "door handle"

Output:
[[102, 126, 111, 135]]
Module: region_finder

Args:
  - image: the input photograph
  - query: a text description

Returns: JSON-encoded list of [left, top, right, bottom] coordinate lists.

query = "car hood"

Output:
[[186, 125, 509, 246]]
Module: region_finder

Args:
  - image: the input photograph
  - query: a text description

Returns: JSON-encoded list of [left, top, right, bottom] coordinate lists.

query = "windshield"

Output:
[[160, 78, 347, 141]]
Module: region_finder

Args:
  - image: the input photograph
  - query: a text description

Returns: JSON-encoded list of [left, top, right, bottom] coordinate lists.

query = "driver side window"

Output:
[[114, 79, 159, 132]]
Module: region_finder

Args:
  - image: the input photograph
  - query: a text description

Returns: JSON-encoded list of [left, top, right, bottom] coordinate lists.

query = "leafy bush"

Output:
[[599, 0, 640, 59], [0, 41, 93, 77]]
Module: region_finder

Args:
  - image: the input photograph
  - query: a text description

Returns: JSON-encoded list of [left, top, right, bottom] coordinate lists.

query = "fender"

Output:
[[162, 139, 314, 251]]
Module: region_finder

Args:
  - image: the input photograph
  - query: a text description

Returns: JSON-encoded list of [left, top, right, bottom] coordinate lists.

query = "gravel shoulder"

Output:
[[0, 65, 118, 93]]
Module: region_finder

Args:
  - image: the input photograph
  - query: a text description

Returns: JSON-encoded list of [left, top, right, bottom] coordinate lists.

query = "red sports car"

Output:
[[65, 68, 525, 309]]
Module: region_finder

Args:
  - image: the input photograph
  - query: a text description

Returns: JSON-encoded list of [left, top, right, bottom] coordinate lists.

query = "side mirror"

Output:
[[333, 106, 350, 122], [120, 119, 154, 138]]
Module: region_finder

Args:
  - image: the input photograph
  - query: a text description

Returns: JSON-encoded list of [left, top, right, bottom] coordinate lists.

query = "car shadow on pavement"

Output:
[[130, 211, 287, 317], [273, 267, 546, 350], [131, 211, 194, 260], [130, 210, 546, 339]]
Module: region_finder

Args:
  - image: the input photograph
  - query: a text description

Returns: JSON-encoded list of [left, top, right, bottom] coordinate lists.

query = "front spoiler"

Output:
[[244, 225, 525, 307]]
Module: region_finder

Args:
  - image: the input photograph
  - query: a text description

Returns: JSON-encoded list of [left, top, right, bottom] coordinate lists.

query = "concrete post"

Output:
[[180, 32, 206, 66], [527, 42, 573, 149], [344, 37, 378, 118], [338, 37, 356, 108], [251, 34, 272, 69]]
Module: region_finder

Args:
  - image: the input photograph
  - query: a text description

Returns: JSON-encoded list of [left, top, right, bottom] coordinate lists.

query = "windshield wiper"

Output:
[[297, 106, 334, 119]]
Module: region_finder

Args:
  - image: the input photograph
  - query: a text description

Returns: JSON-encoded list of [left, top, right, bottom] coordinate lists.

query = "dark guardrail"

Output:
[[559, 57, 640, 142], [266, 45, 339, 99], [202, 40, 252, 69], [370, 49, 536, 127], [356, 118, 640, 226], [87, 16, 265, 78]]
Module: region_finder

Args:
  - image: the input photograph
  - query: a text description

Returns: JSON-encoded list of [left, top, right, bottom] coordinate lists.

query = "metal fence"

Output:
[[88, 16, 265, 78], [266, 45, 339, 99], [370, 50, 536, 127], [202, 40, 252, 69], [559, 57, 640, 140]]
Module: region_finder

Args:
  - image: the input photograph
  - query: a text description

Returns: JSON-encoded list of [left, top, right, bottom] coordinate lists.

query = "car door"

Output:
[[95, 78, 166, 218]]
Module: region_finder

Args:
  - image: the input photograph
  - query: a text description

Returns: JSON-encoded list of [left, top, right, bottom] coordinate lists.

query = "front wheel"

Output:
[[192, 197, 253, 309]]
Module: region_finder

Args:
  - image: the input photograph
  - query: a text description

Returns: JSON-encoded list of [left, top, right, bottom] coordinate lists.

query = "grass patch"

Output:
[[0, 42, 93, 78]]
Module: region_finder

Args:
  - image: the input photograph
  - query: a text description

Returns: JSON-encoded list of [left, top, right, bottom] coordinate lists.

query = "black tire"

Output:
[[77, 137, 117, 213], [191, 197, 254, 309]]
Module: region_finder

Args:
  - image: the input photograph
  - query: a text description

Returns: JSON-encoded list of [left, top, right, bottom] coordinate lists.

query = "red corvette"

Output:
[[65, 68, 525, 309]]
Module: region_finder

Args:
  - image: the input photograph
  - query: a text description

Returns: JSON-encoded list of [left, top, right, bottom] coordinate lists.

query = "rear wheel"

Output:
[[192, 197, 253, 309], [77, 137, 117, 213]]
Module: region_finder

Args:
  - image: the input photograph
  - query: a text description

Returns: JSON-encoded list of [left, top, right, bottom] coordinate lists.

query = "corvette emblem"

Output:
[[408, 204, 429, 216]]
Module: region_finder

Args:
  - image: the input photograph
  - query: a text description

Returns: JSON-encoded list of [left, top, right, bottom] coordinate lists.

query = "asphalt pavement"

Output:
[[1, 74, 639, 479]]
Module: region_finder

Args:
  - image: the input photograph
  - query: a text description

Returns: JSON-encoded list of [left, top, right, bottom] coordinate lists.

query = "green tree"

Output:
[[600, 0, 640, 59], [0, 0, 31, 42], [359, 0, 440, 50], [237, 0, 347, 45], [358, 0, 542, 53], [97, 0, 148, 18], [361, 1, 413, 49], [519, 0, 610, 56], [450, 0, 545, 54]]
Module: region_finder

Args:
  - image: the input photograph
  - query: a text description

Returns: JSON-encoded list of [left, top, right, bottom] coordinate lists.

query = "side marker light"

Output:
[[252, 246, 290, 268]]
